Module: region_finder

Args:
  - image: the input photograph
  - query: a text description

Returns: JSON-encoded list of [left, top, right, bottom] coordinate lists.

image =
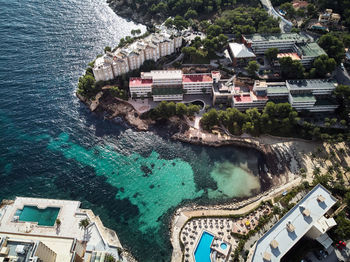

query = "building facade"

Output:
[[242, 33, 326, 68], [129, 70, 215, 101], [93, 30, 183, 82], [252, 79, 338, 112]]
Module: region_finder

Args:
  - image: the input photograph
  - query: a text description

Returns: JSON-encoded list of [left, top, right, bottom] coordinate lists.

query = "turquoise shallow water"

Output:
[[0, 0, 265, 261]]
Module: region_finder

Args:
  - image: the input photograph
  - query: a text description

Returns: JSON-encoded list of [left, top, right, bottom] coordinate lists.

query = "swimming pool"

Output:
[[220, 243, 227, 250], [16, 206, 60, 226], [194, 231, 214, 262]]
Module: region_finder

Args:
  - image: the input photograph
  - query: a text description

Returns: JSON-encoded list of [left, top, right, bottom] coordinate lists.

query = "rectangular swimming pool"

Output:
[[16, 206, 60, 226], [194, 231, 214, 262]]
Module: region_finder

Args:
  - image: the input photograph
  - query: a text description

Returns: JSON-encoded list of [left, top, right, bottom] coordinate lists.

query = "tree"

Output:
[[265, 48, 279, 63], [176, 103, 188, 116], [318, 34, 345, 64], [187, 104, 200, 116], [279, 57, 305, 78], [245, 61, 259, 77], [56, 219, 61, 228], [279, 3, 296, 18], [173, 15, 189, 30], [104, 46, 111, 53], [311, 55, 336, 77], [307, 4, 317, 18], [77, 73, 97, 98], [104, 254, 116, 262], [184, 8, 198, 19], [79, 218, 90, 230], [206, 25, 223, 38], [201, 109, 219, 129]]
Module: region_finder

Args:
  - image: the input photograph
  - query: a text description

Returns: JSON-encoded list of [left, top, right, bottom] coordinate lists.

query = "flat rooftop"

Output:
[[267, 85, 289, 95], [129, 77, 153, 87], [296, 42, 327, 57], [1, 233, 73, 262], [142, 70, 183, 80], [234, 95, 252, 103], [251, 184, 337, 262], [243, 33, 309, 43], [287, 79, 337, 90], [291, 94, 317, 103], [182, 74, 213, 83]]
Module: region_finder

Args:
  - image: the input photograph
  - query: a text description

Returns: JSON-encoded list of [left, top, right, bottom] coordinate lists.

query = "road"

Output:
[[260, 0, 293, 33]]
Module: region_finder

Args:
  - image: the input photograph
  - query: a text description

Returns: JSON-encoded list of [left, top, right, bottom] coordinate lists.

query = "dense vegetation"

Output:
[[77, 67, 102, 99], [201, 102, 299, 136], [201, 99, 350, 141], [148, 101, 201, 119], [213, 7, 281, 37], [180, 6, 280, 62], [108, 0, 260, 22]]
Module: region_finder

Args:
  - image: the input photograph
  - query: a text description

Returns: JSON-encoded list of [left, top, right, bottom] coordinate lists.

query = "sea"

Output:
[[0, 0, 265, 261]]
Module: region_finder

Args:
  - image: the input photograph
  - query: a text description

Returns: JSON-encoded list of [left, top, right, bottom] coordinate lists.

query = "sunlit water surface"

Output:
[[0, 0, 264, 261]]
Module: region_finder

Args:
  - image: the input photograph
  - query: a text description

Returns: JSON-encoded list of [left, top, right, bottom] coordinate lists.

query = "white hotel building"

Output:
[[92, 30, 182, 82], [242, 33, 326, 68], [129, 70, 215, 101], [247, 184, 337, 262]]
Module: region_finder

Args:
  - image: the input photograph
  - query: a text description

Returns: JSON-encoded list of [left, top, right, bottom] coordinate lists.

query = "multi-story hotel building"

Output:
[[242, 33, 326, 68], [129, 70, 214, 101], [93, 30, 183, 82], [130, 70, 338, 113], [253, 79, 338, 112], [247, 184, 337, 262]]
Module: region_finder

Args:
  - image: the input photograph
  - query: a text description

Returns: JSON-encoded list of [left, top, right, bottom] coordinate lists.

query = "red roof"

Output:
[[234, 95, 252, 103], [129, 77, 153, 87], [182, 74, 212, 83]]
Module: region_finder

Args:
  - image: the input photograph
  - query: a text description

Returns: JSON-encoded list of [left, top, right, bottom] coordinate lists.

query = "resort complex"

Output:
[[0, 197, 127, 262], [129, 69, 339, 113], [174, 184, 344, 262], [92, 29, 182, 82]]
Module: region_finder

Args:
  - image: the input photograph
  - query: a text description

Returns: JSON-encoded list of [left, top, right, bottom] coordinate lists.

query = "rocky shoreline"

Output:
[[106, 0, 159, 27], [77, 91, 300, 177]]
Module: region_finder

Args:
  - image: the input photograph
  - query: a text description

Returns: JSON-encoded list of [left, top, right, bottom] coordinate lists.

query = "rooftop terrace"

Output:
[[266, 85, 289, 95], [183, 74, 213, 83], [291, 94, 317, 103], [251, 184, 337, 262], [287, 79, 337, 90], [129, 77, 153, 87], [296, 42, 327, 57], [243, 33, 309, 43]]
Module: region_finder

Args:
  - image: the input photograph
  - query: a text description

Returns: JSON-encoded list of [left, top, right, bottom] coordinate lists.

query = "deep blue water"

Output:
[[0, 1, 265, 261]]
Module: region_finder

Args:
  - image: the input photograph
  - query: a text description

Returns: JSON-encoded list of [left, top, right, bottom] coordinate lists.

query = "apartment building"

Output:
[[129, 70, 214, 101], [92, 30, 183, 82]]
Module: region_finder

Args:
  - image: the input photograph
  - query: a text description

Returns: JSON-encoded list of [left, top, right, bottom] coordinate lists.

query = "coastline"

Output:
[[76, 91, 325, 261]]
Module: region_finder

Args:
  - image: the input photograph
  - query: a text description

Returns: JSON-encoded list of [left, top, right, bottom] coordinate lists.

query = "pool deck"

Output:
[[0, 197, 123, 259]]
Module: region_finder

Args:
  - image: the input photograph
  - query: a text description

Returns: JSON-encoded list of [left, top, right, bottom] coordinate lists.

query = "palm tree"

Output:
[[56, 219, 61, 228], [79, 218, 90, 242], [79, 218, 89, 230]]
